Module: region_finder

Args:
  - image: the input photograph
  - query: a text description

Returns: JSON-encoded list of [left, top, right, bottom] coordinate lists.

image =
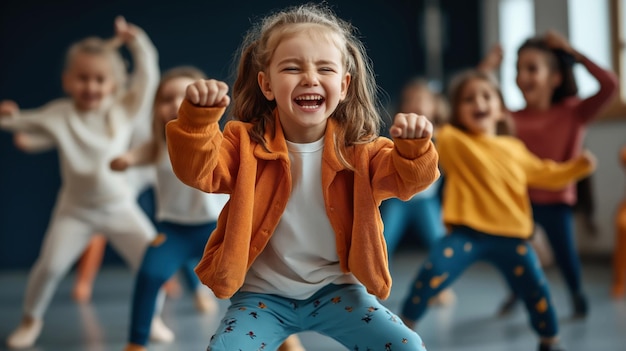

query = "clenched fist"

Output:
[[186, 79, 230, 108], [389, 113, 433, 139]]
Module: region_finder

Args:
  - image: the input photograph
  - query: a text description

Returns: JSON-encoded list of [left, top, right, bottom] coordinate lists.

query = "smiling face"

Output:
[[516, 48, 561, 110], [62, 52, 117, 111], [257, 26, 351, 143], [456, 78, 505, 136]]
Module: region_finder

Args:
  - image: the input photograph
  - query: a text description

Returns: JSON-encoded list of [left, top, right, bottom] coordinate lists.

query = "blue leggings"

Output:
[[128, 220, 216, 346], [208, 284, 427, 351], [532, 203, 583, 296], [381, 195, 445, 257], [401, 226, 558, 338]]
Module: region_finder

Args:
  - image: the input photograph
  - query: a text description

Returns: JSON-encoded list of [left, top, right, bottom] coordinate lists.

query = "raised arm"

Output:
[[477, 43, 503, 74], [544, 30, 618, 123], [165, 79, 237, 193], [115, 17, 160, 120]]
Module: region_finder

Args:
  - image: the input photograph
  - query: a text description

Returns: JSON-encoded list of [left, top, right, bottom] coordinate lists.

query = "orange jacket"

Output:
[[166, 100, 440, 299]]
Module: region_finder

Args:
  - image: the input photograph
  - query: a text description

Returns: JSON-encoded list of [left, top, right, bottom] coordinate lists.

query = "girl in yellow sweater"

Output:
[[400, 70, 595, 351]]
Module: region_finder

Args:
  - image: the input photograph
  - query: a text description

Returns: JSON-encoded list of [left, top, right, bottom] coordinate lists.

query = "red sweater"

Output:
[[512, 56, 618, 205]]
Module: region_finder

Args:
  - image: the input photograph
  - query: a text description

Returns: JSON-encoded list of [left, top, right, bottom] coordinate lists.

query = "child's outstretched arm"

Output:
[[389, 112, 433, 139], [13, 131, 56, 153], [166, 79, 235, 194], [116, 16, 160, 120], [477, 43, 503, 73], [0, 99, 64, 135], [371, 112, 439, 201], [545, 30, 618, 122], [524, 146, 596, 190]]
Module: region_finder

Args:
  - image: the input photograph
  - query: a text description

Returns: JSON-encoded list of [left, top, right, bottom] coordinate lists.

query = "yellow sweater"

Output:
[[437, 125, 594, 239]]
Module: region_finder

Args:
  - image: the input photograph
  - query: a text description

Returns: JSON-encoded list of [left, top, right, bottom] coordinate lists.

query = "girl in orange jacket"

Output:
[[165, 4, 440, 350]]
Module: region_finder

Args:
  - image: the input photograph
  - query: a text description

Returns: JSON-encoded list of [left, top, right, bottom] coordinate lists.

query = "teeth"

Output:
[[295, 95, 323, 101]]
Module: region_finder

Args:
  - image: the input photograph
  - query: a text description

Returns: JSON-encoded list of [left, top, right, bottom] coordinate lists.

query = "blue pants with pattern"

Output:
[[208, 284, 427, 351], [401, 226, 559, 338], [128, 220, 216, 346]]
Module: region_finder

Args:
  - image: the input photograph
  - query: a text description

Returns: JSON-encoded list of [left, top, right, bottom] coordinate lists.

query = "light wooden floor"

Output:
[[1, 252, 625, 351]]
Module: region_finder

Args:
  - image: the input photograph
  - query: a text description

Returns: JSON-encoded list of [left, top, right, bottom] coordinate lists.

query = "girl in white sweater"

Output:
[[0, 17, 159, 349]]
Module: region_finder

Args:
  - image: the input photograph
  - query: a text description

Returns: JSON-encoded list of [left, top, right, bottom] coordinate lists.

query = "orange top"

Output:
[[165, 100, 440, 299]]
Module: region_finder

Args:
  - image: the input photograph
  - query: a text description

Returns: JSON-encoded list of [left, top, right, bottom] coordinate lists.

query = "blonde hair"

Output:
[[64, 37, 128, 96], [231, 3, 382, 168], [447, 69, 513, 136]]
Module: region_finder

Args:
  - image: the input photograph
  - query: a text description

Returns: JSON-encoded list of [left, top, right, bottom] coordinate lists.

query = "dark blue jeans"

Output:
[[128, 220, 216, 345], [532, 203, 583, 296]]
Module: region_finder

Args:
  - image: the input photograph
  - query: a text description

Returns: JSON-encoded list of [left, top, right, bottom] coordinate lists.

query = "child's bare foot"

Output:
[[278, 334, 306, 351], [6, 316, 43, 349]]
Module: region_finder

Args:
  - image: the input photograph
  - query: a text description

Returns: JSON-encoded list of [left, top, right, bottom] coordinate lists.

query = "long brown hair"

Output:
[[518, 37, 578, 103], [231, 3, 382, 168]]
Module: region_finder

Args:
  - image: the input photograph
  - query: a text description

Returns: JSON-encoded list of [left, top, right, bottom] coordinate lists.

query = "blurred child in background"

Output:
[[400, 69, 595, 351], [479, 30, 618, 317], [381, 78, 454, 305], [0, 17, 159, 349]]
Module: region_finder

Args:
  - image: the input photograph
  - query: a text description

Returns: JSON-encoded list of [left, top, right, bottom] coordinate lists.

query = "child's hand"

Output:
[[13, 133, 30, 151], [478, 43, 503, 72], [0, 100, 19, 116], [186, 79, 231, 108], [113, 16, 138, 45], [110, 155, 132, 171], [544, 30, 572, 53], [580, 149, 597, 170], [389, 113, 433, 139]]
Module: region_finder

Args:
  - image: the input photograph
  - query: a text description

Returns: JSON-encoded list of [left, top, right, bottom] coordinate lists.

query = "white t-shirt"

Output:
[[241, 137, 358, 299], [155, 149, 228, 224]]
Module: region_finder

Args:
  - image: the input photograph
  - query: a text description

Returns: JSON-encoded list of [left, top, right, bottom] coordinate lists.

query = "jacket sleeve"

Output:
[[370, 134, 440, 202], [165, 99, 239, 194]]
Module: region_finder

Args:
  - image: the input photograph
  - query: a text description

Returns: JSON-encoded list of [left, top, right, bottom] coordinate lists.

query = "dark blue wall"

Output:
[[0, 0, 480, 270]]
